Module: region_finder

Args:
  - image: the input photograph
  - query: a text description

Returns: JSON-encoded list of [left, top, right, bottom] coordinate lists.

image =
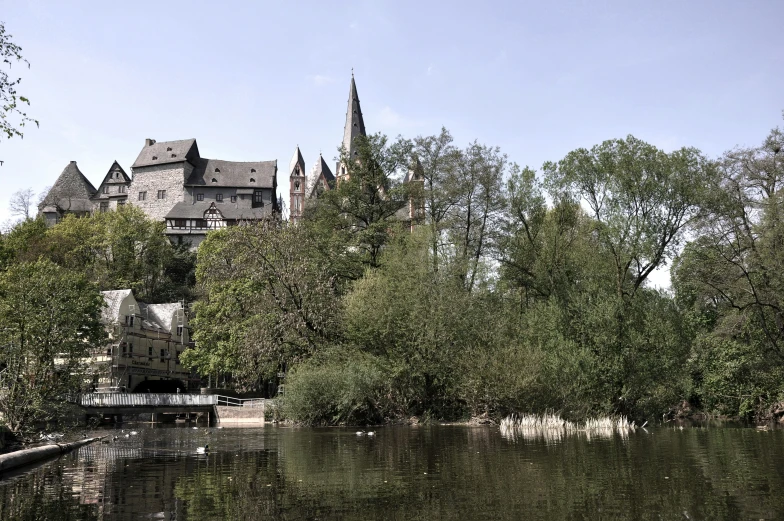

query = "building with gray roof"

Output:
[[38, 161, 99, 225]]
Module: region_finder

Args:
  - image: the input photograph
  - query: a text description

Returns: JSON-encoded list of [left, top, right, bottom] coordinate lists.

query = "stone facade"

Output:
[[127, 163, 192, 221]]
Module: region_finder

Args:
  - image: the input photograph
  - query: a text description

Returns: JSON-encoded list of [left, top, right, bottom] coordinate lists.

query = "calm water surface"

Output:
[[0, 424, 783, 520]]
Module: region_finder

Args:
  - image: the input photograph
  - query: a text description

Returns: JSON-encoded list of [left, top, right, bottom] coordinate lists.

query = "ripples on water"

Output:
[[0, 423, 782, 520]]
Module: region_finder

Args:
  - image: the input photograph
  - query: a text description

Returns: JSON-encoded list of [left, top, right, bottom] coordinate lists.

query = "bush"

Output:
[[282, 349, 389, 425]]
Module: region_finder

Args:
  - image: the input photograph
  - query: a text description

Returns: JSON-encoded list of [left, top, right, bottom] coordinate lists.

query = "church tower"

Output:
[[289, 146, 306, 222], [337, 72, 367, 182]]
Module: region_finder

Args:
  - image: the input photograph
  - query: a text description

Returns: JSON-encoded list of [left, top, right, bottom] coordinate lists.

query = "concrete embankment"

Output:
[[0, 437, 103, 474]]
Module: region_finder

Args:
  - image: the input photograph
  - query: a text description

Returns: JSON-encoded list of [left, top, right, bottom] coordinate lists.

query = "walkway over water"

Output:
[[74, 393, 265, 424]]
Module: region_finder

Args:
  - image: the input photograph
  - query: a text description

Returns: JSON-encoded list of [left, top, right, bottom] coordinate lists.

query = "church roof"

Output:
[[38, 161, 98, 214], [185, 158, 277, 188], [342, 74, 367, 160], [289, 146, 305, 176], [132, 138, 200, 168], [306, 154, 335, 197]]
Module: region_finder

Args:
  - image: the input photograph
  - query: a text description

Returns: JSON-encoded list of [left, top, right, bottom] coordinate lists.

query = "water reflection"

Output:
[[0, 424, 782, 520]]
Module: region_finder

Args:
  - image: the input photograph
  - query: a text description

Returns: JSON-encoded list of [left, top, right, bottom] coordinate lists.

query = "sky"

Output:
[[0, 0, 782, 285]]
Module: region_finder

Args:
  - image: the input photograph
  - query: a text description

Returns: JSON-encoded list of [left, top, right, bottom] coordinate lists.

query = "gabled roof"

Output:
[[185, 158, 277, 188], [93, 161, 131, 200], [306, 154, 335, 197], [100, 289, 134, 324], [38, 161, 98, 214], [341, 74, 367, 161], [138, 302, 181, 333], [289, 146, 305, 176], [132, 139, 200, 168]]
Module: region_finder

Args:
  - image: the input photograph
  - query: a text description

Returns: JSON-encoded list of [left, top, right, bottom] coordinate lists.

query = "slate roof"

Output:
[[138, 302, 181, 333], [38, 161, 98, 214], [164, 201, 272, 220], [306, 154, 335, 197], [342, 75, 367, 160], [101, 289, 133, 324], [185, 158, 276, 188], [131, 139, 200, 168], [289, 146, 305, 176]]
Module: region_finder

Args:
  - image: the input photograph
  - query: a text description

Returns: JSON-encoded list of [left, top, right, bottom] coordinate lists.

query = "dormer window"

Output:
[[152, 156, 158, 160], [250, 178, 255, 183], [211, 178, 217, 183], [171, 153, 176, 158], [214, 168, 220, 173], [251, 168, 256, 173], [166, 147, 172, 151]]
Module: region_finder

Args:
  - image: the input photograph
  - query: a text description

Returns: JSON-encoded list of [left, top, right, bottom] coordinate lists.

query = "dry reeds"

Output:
[[500, 413, 636, 442]]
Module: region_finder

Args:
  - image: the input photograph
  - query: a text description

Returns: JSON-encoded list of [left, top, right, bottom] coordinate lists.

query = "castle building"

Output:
[[37, 139, 278, 247]]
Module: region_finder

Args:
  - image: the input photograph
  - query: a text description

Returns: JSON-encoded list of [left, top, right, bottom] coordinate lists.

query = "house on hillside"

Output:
[[90, 289, 196, 393]]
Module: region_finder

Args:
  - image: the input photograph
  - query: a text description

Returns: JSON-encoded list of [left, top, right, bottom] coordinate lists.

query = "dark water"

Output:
[[0, 424, 783, 520]]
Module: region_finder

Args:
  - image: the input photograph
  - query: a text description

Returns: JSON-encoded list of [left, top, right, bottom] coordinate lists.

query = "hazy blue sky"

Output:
[[1, 0, 782, 234]]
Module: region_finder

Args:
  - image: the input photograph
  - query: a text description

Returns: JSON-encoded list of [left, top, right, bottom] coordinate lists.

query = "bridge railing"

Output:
[[76, 393, 267, 409], [77, 393, 217, 407]]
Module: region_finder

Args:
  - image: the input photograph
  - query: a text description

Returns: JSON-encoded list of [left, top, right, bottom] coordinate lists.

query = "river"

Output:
[[0, 423, 782, 520]]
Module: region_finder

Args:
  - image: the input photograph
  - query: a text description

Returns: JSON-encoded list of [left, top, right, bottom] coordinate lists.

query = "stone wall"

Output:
[[128, 163, 192, 220], [214, 405, 265, 424]]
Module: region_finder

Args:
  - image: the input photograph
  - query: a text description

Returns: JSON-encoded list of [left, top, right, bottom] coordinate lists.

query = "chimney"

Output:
[[145, 138, 156, 147], [70, 161, 76, 164]]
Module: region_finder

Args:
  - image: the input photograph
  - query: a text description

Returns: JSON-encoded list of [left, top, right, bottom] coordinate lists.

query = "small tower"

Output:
[[289, 146, 306, 222], [337, 72, 367, 183]]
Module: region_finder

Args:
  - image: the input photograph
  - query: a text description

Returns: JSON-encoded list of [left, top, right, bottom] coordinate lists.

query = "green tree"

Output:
[[183, 221, 342, 388], [0, 22, 37, 148], [673, 121, 784, 417], [545, 136, 714, 299], [0, 259, 106, 434], [312, 133, 412, 269]]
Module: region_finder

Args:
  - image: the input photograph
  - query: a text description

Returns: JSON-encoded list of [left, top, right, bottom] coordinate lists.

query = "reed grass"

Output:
[[500, 413, 636, 442]]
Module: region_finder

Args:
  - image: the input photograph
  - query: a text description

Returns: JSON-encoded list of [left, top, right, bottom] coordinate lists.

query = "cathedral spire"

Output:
[[341, 73, 366, 164]]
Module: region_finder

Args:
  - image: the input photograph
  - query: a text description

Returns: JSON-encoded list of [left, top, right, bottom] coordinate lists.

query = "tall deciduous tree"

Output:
[[183, 221, 342, 388], [0, 259, 106, 434], [545, 135, 714, 299], [8, 187, 34, 220], [313, 133, 412, 269]]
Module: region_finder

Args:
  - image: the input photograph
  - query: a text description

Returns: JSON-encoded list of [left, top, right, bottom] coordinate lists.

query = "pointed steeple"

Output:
[[307, 153, 335, 197], [289, 146, 305, 177], [289, 146, 307, 222], [341, 72, 366, 162]]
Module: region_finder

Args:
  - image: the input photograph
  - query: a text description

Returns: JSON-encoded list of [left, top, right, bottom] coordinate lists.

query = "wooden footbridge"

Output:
[[74, 393, 266, 425]]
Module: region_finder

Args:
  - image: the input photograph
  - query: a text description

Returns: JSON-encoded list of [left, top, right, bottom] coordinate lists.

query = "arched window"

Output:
[[294, 180, 300, 191]]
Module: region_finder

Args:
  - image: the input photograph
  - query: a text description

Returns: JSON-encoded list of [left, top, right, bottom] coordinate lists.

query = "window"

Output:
[[214, 168, 220, 173], [122, 343, 127, 356], [197, 193, 204, 201], [167, 146, 172, 151], [138, 191, 147, 201], [176, 351, 181, 365], [174, 219, 187, 228], [294, 180, 300, 191], [126, 315, 134, 327], [103, 185, 110, 194], [128, 342, 134, 354], [160, 349, 165, 362], [118, 200, 126, 206], [211, 178, 217, 183], [230, 195, 237, 203], [115, 172, 119, 179], [251, 168, 256, 173], [250, 177, 256, 183], [118, 185, 126, 193], [171, 153, 177, 158], [177, 326, 183, 337], [157, 190, 166, 199], [148, 346, 153, 362], [152, 156, 158, 160], [253, 190, 264, 208], [216, 193, 223, 202], [193, 219, 208, 228], [99, 202, 109, 213]]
